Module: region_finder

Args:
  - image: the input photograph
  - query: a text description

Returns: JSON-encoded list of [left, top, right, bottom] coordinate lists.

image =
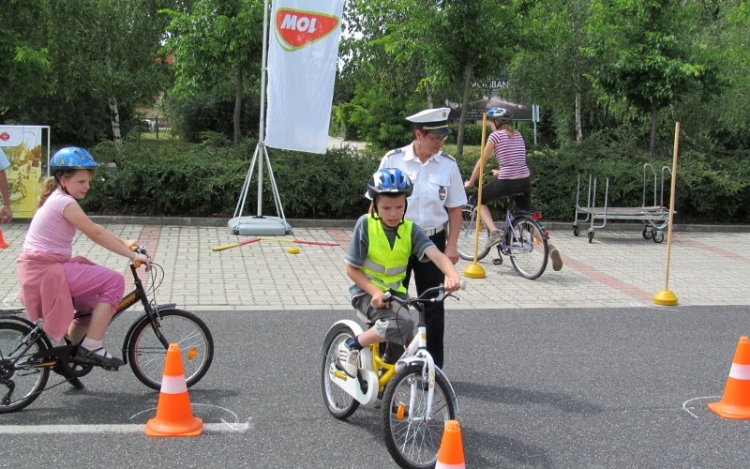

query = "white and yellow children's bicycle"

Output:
[[321, 282, 465, 469]]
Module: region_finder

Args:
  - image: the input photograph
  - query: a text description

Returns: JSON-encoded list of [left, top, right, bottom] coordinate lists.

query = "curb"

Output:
[[78, 216, 750, 233]]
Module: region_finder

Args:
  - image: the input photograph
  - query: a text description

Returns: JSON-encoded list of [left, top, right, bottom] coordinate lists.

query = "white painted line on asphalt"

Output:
[[0, 422, 250, 434]]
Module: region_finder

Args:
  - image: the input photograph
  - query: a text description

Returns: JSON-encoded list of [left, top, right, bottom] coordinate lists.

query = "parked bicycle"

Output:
[[456, 193, 550, 280], [321, 282, 465, 469], [0, 247, 214, 413]]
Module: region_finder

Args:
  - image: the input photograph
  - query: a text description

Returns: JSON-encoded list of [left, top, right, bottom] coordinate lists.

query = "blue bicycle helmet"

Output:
[[366, 168, 414, 200], [487, 107, 513, 124], [50, 147, 99, 173]]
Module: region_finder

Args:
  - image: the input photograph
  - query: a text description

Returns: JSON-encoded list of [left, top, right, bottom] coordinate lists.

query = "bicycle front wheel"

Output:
[[321, 324, 359, 419], [382, 364, 456, 469], [508, 216, 548, 280], [456, 205, 491, 261], [127, 309, 214, 390], [0, 320, 50, 413]]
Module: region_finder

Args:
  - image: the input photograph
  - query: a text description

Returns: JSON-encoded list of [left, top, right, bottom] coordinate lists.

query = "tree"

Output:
[[0, 0, 52, 119], [161, 0, 264, 146], [583, 0, 722, 156]]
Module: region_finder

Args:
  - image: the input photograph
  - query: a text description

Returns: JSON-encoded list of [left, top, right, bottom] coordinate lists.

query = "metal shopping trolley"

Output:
[[573, 163, 674, 243]]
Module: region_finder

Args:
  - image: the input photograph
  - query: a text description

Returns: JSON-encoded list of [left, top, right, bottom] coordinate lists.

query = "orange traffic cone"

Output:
[[708, 336, 750, 419], [436, 420, 466, 469], [145, 343, 203, 437], [0, 228, 8, 249]]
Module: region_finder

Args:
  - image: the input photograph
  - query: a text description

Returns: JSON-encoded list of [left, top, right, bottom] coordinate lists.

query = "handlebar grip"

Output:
[[130, 245, 148, 268], [459, 279, 467, 291], [382, 291, 392, 302]]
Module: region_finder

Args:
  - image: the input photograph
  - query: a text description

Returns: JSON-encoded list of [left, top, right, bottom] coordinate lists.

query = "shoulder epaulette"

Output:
[[440, 151, 456, 161], [384, 148, 403, 158]]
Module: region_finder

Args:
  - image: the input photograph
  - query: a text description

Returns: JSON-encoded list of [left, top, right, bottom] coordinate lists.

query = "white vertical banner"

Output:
[[265, 0, 345, 154]]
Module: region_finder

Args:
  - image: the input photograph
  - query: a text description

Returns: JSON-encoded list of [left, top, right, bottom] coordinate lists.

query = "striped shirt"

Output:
[[489, 129, 530, 179]]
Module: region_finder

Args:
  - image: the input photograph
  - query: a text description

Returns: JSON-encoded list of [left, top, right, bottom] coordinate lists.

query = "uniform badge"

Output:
[[439, 186, 446, 201]]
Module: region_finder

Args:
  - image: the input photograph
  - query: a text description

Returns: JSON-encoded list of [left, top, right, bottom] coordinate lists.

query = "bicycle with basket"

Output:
[[0, 246, 214, 413]]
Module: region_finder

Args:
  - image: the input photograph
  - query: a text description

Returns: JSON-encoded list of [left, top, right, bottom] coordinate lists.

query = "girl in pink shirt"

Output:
[[16, 147, 151, 368]]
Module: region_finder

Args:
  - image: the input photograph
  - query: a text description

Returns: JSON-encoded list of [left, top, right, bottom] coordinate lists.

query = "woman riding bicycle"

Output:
[[15, 147, 151, 368], [464, 107, 563, 271]]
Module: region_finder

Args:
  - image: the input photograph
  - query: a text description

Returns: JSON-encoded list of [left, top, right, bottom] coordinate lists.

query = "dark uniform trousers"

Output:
[[403, 229, 447, 368]]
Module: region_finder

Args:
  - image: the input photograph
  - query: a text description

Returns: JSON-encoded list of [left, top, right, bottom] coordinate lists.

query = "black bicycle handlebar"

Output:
[[382, 279, 467, 306]]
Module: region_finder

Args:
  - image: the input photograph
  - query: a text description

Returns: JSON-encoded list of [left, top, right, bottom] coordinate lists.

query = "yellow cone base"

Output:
[[463, 264, 486, 279], [653, 290, 678, 306]]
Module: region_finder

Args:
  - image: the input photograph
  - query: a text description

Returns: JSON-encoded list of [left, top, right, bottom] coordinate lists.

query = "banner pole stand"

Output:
[[229, 0, 291, 236]]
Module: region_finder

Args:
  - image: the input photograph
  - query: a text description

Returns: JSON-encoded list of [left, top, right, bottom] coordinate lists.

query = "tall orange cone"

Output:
[[436, 420, 466, 469], [145, 343, 203, 437], [708, 336, 750, 419], [0, 229, 8, 249]]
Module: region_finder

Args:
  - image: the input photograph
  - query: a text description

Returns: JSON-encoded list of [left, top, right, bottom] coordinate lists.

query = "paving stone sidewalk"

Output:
[[2, 222, 749, 312]]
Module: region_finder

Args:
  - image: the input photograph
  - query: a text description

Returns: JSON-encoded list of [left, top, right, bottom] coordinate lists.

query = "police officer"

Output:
[[378, 107, 467, 369]]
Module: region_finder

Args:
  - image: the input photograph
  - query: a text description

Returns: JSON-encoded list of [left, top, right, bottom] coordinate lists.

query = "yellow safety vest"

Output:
[[362, 215, 412, 294]]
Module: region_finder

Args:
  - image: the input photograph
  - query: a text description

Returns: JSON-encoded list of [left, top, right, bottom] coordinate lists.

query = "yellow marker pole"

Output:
[[653, 122, 680, 306], [464, 113, 488, 279]]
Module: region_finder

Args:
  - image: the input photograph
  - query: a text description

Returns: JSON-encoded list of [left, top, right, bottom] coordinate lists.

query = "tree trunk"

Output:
[[650, 97, 658, 157], [233, 66, 243, 147], [456, 57, 473, 159], [108, 97, 122, 145], [575, 92, 583, 142], [425, 83, 434, 109]]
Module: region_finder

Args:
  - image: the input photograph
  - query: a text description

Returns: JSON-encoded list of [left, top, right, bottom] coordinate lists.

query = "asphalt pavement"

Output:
[[1, 220, 749, 468]]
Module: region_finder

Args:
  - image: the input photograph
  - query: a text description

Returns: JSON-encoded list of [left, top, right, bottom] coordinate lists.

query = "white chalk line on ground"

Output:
[[0, 422, 250, 434]]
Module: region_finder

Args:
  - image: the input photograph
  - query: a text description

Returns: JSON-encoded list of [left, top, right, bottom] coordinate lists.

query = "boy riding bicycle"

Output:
[[339, 168, 461, 377]]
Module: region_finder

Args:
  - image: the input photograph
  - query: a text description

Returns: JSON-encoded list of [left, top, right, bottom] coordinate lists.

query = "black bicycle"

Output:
[[0, 247, 214, 413]]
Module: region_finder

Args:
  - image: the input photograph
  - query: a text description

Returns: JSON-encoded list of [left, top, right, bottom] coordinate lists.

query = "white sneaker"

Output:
[[485, 230, 504, 249], [337, 341, 359, 378]]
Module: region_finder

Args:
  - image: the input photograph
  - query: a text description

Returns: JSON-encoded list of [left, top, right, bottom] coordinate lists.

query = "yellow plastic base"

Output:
[[463, 263, 486, 279], [653, 290, 678, 306]]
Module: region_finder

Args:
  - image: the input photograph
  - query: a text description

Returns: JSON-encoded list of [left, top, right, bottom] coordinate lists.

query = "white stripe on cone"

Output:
[[160, 375, 188, 394], [728, 363, 750, 380]]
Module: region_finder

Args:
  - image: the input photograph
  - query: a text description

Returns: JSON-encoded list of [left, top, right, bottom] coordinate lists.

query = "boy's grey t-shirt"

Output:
[[345, 214, 435, 299]]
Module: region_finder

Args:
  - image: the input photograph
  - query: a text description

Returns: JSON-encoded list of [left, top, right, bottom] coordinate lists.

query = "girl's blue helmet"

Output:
[[487, 107, 513, 124], [50, 147, 98, 172]]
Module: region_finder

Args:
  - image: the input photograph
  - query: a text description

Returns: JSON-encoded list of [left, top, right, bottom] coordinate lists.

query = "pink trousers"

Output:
[[61, 262, 125, 326]]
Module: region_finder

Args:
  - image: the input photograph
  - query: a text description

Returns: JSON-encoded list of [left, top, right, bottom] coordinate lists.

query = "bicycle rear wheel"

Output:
[[456, 204, 491, 261], [321, 324, 359, 419], [126, 309, 214, 390], [0, 320, 50, 413], [382, 363, 456, 469], [507, 216, 548, 280]]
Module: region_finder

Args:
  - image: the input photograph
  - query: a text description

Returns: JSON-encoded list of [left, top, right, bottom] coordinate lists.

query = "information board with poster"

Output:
[[0, 126, 50, 219]]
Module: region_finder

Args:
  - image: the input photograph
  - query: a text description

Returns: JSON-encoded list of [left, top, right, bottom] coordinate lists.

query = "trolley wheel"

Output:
[[573, 225, 580, 237], [642, 227, 652, 239], [653, 230, 665, 243], [588, 231, 594, 243]]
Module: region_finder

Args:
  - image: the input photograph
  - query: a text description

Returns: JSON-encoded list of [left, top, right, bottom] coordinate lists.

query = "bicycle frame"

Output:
[[324, 291, 460, 414]]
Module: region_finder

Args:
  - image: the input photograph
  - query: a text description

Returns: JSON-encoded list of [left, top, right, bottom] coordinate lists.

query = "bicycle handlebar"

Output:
[[130, 245, 151, 269], [382, 279, 467, 306]]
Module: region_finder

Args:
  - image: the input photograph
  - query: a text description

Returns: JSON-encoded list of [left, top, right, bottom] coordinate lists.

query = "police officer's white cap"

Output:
[[405, 107, 452, 135]]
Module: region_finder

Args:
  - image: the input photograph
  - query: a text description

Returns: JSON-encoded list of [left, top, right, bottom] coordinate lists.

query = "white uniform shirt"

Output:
[[379, 143, 467, 231]]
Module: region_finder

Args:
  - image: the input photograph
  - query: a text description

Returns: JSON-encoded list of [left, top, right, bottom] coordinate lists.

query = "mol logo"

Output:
[[274, 8, 339, 52]]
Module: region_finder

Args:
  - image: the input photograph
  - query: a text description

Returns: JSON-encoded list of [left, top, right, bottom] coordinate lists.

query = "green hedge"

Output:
[[82, 131, 750, 223]]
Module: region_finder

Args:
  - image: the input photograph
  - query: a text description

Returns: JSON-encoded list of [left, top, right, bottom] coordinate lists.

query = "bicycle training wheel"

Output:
[[127, 309, 214, 391], [0, 320, 50, 413], [321, 324, 359, 419], [457, 205, 491, 261], [507, 216, 548, 280], [382, 364, 456, 469]]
